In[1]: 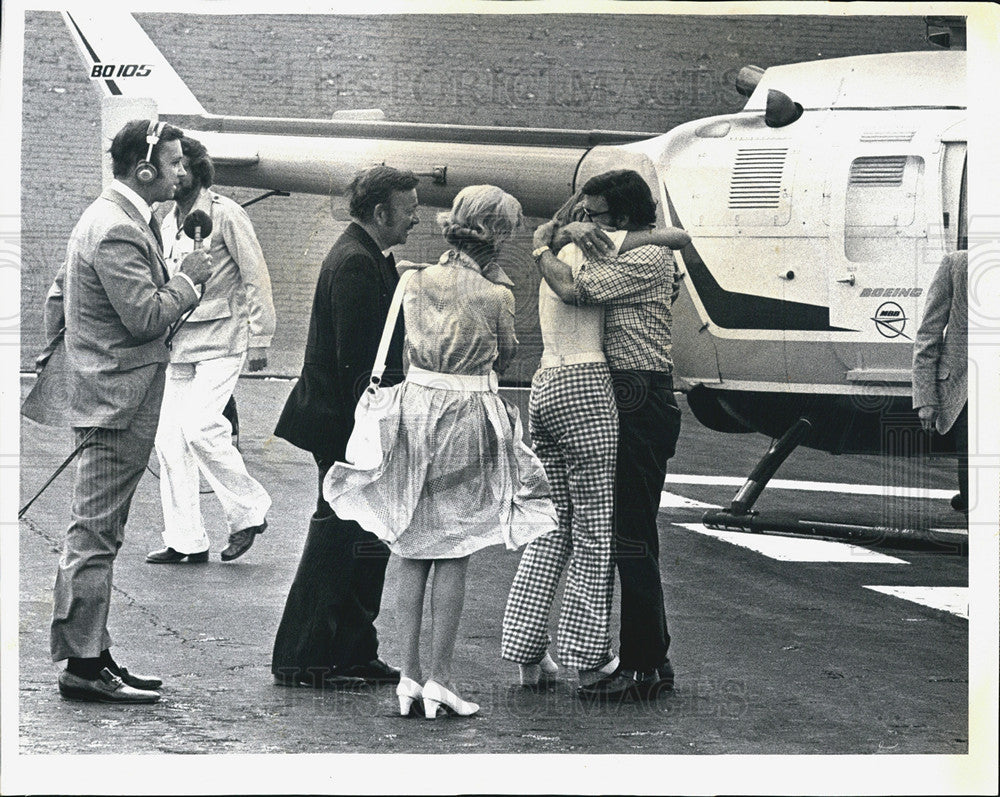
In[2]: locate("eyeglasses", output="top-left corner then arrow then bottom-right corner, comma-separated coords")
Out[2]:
582,207 -> 613,222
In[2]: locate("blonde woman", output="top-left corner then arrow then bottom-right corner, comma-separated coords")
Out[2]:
324,185 -> 557,719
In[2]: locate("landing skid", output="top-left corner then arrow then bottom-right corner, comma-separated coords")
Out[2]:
701,418 -> 967,555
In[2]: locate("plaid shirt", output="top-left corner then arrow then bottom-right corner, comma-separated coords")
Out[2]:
574,244 -> 679,372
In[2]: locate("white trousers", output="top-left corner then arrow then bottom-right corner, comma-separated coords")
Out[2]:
155,354 -> 270,553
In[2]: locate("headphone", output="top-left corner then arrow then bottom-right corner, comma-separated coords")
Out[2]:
135,120 -> 165,184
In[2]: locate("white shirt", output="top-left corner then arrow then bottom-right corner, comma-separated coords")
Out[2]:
109,179 -> 151,223
161,202 -> 213,277
537,229 -> 627,363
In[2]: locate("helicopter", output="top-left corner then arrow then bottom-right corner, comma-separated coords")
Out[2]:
55,10 -> 969,536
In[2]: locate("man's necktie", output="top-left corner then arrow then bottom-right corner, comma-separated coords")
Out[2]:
148,213 -> 164,251
148,214 -> 172,283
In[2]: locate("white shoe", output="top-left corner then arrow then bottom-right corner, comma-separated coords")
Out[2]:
519,650 -> 559,686
396,677 -> 423,717
422,680 -> 479,719
577,655 -> 619,687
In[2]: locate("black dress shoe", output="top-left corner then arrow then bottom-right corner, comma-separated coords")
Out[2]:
146,547 -> 209,564
117,666 -> 163,691
58,668 -> 160,704
577,667 -> 662,703
98,649 -> 163,690
221,519 -> 267,561
340,658 -> 401,685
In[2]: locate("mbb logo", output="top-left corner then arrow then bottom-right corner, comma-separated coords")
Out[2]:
90,64 -> 152,78
871,301 -> 910,339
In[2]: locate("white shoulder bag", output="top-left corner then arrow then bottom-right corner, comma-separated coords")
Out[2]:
343,268 -> 416,470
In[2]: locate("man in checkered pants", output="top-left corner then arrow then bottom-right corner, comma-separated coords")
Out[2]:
502,170 -> 689,701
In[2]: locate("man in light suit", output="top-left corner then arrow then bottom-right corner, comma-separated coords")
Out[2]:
39,119 -> 213,703
271,166 -> 419,688
912,249 -> 969,514
146,137 -> 276,564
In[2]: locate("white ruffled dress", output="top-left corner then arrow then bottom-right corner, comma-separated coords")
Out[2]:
324,250 -> 558,559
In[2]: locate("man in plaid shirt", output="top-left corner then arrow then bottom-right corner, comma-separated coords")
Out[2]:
533,169 -> 687,702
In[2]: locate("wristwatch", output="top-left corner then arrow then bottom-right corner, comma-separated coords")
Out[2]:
531,245 -> 551,259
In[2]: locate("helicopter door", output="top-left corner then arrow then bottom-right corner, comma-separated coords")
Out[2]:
829,153 -> 927,356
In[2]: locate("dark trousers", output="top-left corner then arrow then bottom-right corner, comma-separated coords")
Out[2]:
954,403 -> 968,506
271,457 -> 390,679
610,370 -> 682,673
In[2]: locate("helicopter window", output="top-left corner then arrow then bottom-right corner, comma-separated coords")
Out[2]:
849,156 -> 906,186
845,155 -> 924,262
940,143 -> 967,252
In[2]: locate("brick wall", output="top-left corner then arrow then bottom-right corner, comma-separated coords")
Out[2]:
19,11 -> 936,380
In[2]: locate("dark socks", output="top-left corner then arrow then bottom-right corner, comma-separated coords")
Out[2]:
66,656 -> 102,680
67,649 -> 119,680
99,648 -> 122,675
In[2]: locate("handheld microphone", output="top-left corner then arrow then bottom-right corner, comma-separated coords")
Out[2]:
166,210 -> 214,349
183,209 -> 213,248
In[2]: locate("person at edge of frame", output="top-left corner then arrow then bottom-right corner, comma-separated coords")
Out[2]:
912,248 -> 969,515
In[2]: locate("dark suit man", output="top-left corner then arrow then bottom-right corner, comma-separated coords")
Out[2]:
272,166 -> 419,687
38,119 -> 213,703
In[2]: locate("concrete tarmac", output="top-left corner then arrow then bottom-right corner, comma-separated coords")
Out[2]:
9,375 -> 983,793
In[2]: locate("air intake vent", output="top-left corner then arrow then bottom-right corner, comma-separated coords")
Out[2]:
849,156 -> 907,186
859,131 -> 916,142
729,148 -> 788,209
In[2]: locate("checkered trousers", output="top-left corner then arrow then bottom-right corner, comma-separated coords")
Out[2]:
501,362 -> 618,670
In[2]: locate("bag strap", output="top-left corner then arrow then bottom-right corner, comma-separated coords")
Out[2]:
369,267 -> 416,387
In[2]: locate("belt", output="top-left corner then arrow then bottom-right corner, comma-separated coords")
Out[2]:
609,368 -> 673,389
406,365 -> 498,393
538,351 -> 606,370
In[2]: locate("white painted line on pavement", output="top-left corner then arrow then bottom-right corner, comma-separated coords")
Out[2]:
863,586 -> 968,619
660,491 -> 718,509
676,523 -> 909,563
666,474 -> 954,500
